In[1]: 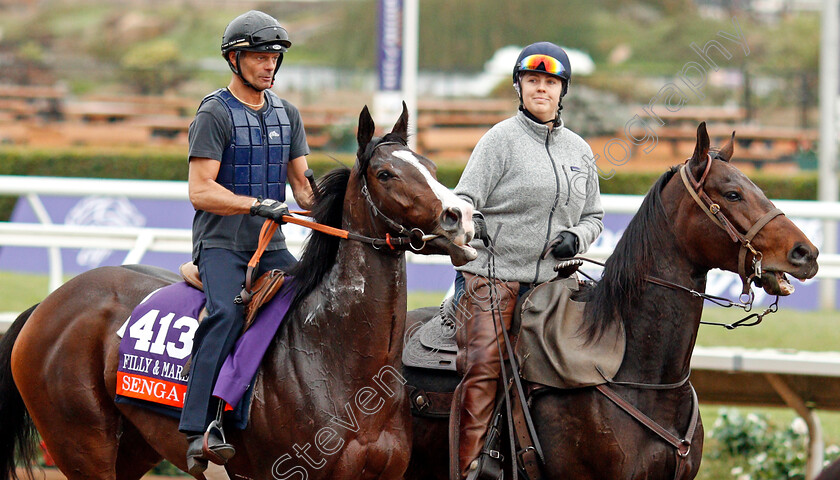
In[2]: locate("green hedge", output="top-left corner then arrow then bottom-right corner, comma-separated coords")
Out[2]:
430,165 -> 820,202
0,147 -> 820,221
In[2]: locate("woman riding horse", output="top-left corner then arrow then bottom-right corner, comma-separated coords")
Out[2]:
450,41 -> 604,480
406,123 -> 819,480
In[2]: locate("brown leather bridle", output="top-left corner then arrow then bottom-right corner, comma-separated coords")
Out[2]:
679,155 -> 784,296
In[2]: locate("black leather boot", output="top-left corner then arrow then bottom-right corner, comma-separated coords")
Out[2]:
186,435 -> 209,477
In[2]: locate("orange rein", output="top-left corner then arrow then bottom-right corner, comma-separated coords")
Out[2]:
244,209 -> 428,292
243,212 -> 311,288
244,212 -> 354,291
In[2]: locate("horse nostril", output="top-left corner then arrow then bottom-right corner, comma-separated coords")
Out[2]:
440,207 -> 462,231
788,242 -> 812,265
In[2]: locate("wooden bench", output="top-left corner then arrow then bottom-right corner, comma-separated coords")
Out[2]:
298,116 -> 343,150
416,127 -> 488,158
625,124 -> 818,169
415,99 -> 513,158
644,106 -> 746,127
83,94 -> 197,116
124,115 -> 190,142
418,99 -> 515,115
64,101 -> 185,123
56,124 -> 153,147
0,84 -> 66,120
416,112 -> 509,129
0,98 -> 33,119
0,84 -> 66,100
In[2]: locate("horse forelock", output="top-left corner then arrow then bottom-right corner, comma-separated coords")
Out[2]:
582,167 -> 678,341
356,133 -> 408,179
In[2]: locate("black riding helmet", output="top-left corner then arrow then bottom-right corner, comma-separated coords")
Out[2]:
221,10 -> 291,91
512,42 -> 572,127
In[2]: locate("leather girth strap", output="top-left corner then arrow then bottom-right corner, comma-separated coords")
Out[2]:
595,383 -> 700,480
179,261 -> 286,334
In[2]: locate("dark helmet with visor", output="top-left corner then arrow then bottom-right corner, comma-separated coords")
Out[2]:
221,11 -> 291,89
512,42 -> 571,97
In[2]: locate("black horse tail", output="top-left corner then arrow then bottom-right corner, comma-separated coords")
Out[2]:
0,304 -> 40,480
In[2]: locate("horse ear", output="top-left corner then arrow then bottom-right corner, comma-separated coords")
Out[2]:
390,101 -> 409,143
689,121 -> 711,177
357,105 -> 375,149
717,131 -> 736,162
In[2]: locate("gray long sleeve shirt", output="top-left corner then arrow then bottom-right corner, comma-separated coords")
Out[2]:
454,111 -> 604,284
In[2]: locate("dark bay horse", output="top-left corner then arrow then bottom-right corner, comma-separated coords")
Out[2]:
817,458 -> 840,480
406,123 -> 819,479
0,104 -> 478,480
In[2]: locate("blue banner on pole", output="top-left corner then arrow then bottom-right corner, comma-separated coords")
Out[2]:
378,0 -> 403,92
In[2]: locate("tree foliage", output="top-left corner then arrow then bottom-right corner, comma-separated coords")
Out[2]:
120,40 -> 190,94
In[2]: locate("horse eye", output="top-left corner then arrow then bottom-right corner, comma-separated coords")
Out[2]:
376,170 -> 393,181
724,191 -> 741,202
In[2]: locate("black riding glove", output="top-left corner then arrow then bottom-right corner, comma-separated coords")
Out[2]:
250,198 -> 289,224
545,231 -> 579,259
472,212 -> 491,246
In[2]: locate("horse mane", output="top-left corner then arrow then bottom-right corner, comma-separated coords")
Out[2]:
581,166 -> 678,340
286,166 -> 350,312
287,134 -> 405,312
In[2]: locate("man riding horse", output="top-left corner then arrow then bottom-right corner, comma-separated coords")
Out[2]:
449,41 -> 604,479
181,10 -> 313,475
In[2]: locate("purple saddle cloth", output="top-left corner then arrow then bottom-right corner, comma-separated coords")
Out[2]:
115,278 -> 296,424
212,278 -> 296,407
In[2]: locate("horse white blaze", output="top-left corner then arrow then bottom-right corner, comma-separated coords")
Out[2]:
392,150 -> 474,243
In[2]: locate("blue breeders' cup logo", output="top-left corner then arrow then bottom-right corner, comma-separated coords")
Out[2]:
65,196 -> 146,268
269,130 -> 280,140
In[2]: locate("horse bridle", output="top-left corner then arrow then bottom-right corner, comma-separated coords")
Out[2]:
679,154 -> 784,296
359,141 -> 430,251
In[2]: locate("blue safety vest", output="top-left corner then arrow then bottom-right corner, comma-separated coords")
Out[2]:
205,89 -> 292,201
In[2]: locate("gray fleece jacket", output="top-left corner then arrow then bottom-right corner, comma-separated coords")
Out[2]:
454,111 -> 604,284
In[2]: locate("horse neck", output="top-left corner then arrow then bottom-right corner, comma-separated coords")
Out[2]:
301,183 -> 407,366
615,204 -> 708,385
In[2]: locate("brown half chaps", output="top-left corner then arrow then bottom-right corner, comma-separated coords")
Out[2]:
449,272 -> 519,480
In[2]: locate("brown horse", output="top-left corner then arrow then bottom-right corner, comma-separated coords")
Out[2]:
817,458 -> 840,480
0,104 -> 478,480
405,123 -> 819,479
